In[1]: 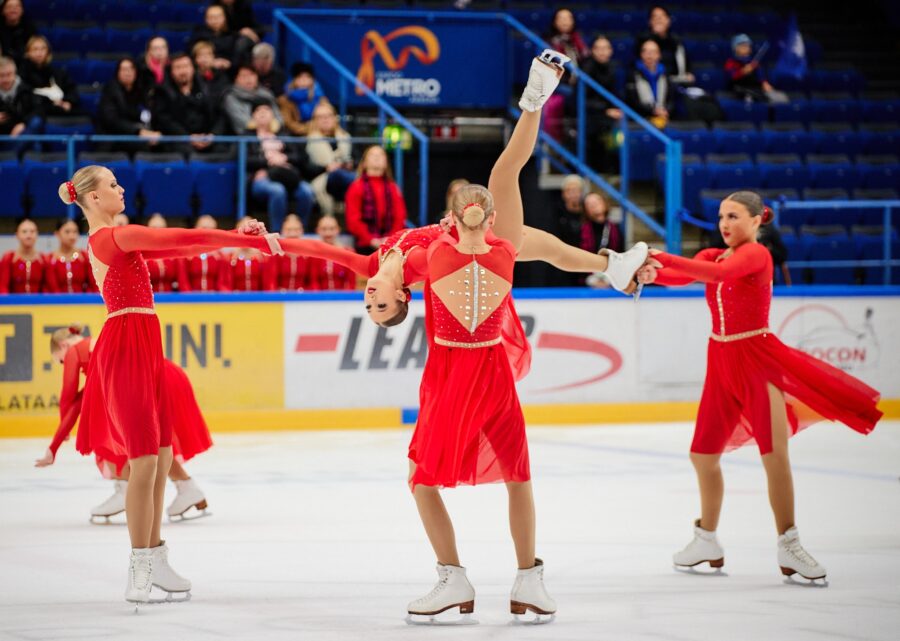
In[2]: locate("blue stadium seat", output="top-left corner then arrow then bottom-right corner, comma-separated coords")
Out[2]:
757,154 -> 809,192
23,154 -> 69,218
699,188 -> 735,222
86,60 -> 118,85
809,122 -> 861,155
61,59 -> 91,85
664,122 -> 716,156
857,124 -> 900,155
761,123 -> 815,155
769,71 -> 811,94
0,164 -> 26,216
694,67 -> 726,94
611,37 -> 635,66
805,235 -> 858,284
856,155 -> 900,190
106,27 -> 153,57
683,39 -> 727,63
860,96 -> 900,122
809,68 -> 865,95
50,26 -> 109,55
772,99 -> 812,124
192,162 -> 237,217
807,154 -> 859,191
76,85 -> 101,116
706,153 -> 760,190
43,116 -> 93,153
603,10 -> 643,32
809,93 -> 861,123
718,94 -> 768,124
626,125 -> 662,181
656,153 -> 708,215
857,237 -> 900,285
782,235 -> 806,264
140,165 -> 194,217
713,123 -> 765,155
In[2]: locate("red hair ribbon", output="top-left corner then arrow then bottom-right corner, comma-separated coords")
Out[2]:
762,206 -> 774,225
460,202 -> 480,214
404,289 -> 412,302
68,325 -> 82,335
65,181 -> 77,203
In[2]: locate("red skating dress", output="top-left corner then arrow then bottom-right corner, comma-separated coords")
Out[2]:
78,224 -> 272,472
305,252 -> 356,290
407,233 -> 531,489
221,252 -> 268,291
180,251 -> 228,292
146,257 -> 187,293
44,251 -> 97,293
265,253 -> 308,291
654,243 -> 882,454
0,252 -> 47,293
50,338 -> 212,474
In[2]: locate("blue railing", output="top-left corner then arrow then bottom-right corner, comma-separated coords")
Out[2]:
273,8 -> 431,226
272,8 -> 682,252
0,133 -> 402,221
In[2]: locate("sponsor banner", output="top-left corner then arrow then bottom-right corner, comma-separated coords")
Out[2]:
283,17 -> 508,108
0,304 -> 283,426
283,296 -> 900,408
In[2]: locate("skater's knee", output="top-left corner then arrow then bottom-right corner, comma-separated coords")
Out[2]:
690,451 -> 721,473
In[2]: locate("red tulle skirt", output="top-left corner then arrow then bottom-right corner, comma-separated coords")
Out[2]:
693,333 -> 882,455
162,360 -> 213,462
78,313 -> 171,475
408,342 -> 530,489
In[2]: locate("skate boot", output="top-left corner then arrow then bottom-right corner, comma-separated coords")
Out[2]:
125,548 -> 153,608
518,49 -> 570,113
510,558 -> 556,624
90,480 -> 127,524
598,242 -> 649,295
778,527 -> 827,586
167,478 -> 209,522
406,564 -> 477,625
673,519 -> 725,572
149,540 -> 192,602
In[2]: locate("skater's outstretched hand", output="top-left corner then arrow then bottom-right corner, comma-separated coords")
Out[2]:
637,264 -> 658,284
34,448 -> 54,467
645,248 -> 664,269
439,211 -> 453,232
235,217 -> 268,236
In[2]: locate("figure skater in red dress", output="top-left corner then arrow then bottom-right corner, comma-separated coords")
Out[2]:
179,215 -> 230,292
0,217 -> 47,293
637,190 -> 882,585
34,325 -> 212,523
56,164 -> 278,606
44,218 -> 97,293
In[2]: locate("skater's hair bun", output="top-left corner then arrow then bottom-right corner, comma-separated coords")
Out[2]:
451,184 -> 493,231
49,324 -> 85,354
724,190 -> 771,224
57,165 -> 106,208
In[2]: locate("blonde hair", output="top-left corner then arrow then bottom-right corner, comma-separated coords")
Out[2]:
357,145 -> 393,181
49,324 -> 84,354
450,184 -> 493,231
445,178 -> 470,211
25,35 -> 52,64
191,40 -> 214,58
57,165 -> 106,207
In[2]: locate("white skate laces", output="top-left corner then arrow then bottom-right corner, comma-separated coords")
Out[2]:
510,558 -> 556,624
406,564 -> 476,625
673,519 -> 725,571
125,549 -> 153,605
518,49 -> 570,112
778,527 -> 827,585
601,242 -> 649,294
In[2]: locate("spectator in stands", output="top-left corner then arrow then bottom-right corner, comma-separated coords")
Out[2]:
137,36 -> 170,98
153,52 -> 223,154
444,178 -> 469,213
44,217 -> 96,293
306,215 -> 356,291
113,212 -> 129,226
96,58 -> 161,152
180,214 -> 230,292
637,6 -> 694,86
192,40 -> 231,104
554,174 -> 586,245
223,65 -> 281,134
246,103 -> 314,233
265,213 -> 308,291
251,43 -> 285,98
724,34 -> 789,104
278,62 -> 327,136
542,8 -> 589,141
581,35 -> 623,170
20,35 -> 79,117
344,145 -> 408,254
0,55 -> 42,142
582,192 -> 623,254
0,216 -> 46,294
212,0 -> 262,45
626,39 -> 674,128
190,4 -> 254,70
305,101 -> 355,218
0,0 -> 35,63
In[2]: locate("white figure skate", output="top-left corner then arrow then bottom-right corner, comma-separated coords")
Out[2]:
510,558 -> 556,624
406,564 -> 477,625
778,526 -> 828,587
149,540 -> 192,602
599,242 -> 649,295
125,548 -> 153,610
518,49 -> 570,112
90,480 -> 127,524
167,478 -> 209,522
673,519 -> 725,573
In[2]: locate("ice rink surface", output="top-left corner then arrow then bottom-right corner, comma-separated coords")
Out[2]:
2,421 -> 899,641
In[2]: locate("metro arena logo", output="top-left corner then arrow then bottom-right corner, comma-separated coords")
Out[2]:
355,26 -> 441,103
293,315 -> 623,392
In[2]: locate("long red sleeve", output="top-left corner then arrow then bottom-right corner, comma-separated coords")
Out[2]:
0,253 -> 10,293
279,238 -> 373,276
43,256 -> 61,293
109,226 -> 274,257
49,346 -> 85,457
655,244 -> 769,284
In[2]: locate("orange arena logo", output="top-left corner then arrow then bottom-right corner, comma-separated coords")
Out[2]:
356,26 -> 442,102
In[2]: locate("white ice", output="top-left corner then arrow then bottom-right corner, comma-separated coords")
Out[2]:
2,421 -> 899,641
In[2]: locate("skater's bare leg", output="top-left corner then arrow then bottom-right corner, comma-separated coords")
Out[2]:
151,446 -> 173,548
761,383 -> 796,535
690,452 -> 724,532
168,458 -> 190,482
410,462 -> 461,566
519,226 -> 609,272
126,455 -> 158,548
488,110 -> 542,251
507,481 -> 537,568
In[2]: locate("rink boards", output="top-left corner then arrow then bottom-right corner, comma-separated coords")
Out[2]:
2,287 -> 899,436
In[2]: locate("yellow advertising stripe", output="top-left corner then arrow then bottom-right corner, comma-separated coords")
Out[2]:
4,398 -> 898,438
